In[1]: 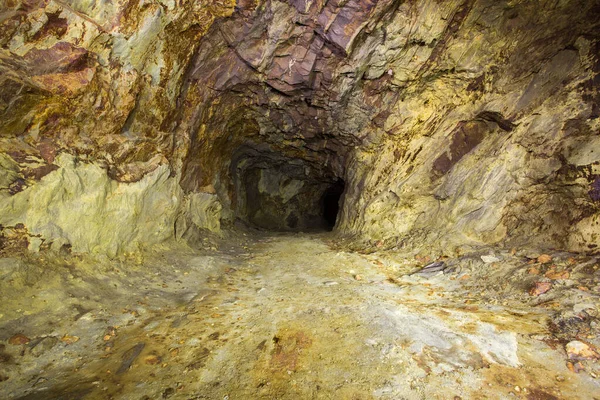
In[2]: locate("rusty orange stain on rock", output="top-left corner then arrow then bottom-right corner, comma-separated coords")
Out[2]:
269,330 -> 312,373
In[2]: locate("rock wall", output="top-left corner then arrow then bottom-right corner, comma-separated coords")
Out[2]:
0,0 -> 235,254
1,0 -> 599,255
175,191 -> 224,242
0,154 -> 181,256
336,1 -> 600,254
175,0 -> 600,254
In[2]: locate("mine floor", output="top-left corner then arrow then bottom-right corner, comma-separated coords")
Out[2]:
1,232 -> 599,399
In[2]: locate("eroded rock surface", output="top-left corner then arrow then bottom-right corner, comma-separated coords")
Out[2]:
0,0 -> 235,252
0,154 -> 181,256
1,0 -> 599,254
1,234 -> 599,399
174,0 -> 600,254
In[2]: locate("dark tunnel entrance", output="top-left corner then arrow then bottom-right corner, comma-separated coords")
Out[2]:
238,168 -> 345,232
322,179 -> 345,231
230,147 -> 346,233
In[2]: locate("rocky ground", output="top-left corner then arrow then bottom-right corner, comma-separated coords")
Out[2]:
0,232 -> 599,400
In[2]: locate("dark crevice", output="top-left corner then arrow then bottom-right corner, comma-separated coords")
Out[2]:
476,111 -> 516,132
322,179 -> 345,231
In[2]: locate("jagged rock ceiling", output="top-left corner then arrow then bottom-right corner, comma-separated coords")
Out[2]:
0,0 -> 599,255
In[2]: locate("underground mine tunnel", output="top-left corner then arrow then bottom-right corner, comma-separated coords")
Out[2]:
226,146 -> 346,231
1,0 -> 600,399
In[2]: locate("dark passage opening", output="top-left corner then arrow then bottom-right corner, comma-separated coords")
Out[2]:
322,179 -> 345,231
231,147 -> 346,232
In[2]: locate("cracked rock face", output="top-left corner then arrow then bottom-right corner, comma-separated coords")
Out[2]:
1,0 -> 600,255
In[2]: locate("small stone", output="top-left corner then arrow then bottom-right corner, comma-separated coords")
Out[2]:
545,270 -> 569,280
105,326 -> 117,337
565,341 -> 599,360
573,304 -> 595,314
530,281 -> 552,296
567,361 -> 585,373
144,355 -> 162,365
28,237 -> 43,252
60,335 -> 79,344
555,375 -> 565,382
8,334 -> 30,345
514,386 -> 521,393
354,274 -> 363,281
417,261 -> 446,275
537,254 -> 552,264
481,255 -> 501,263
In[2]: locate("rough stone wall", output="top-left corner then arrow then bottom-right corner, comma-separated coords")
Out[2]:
176,0 -> 600,254
0,154 -> 181,256
1,0 -> 599,255
0,0 -> 235,254
337,0 -> 600,254
1,0 -> 235,169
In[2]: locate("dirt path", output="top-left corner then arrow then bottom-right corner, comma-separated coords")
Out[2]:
1,233 -> 599,399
